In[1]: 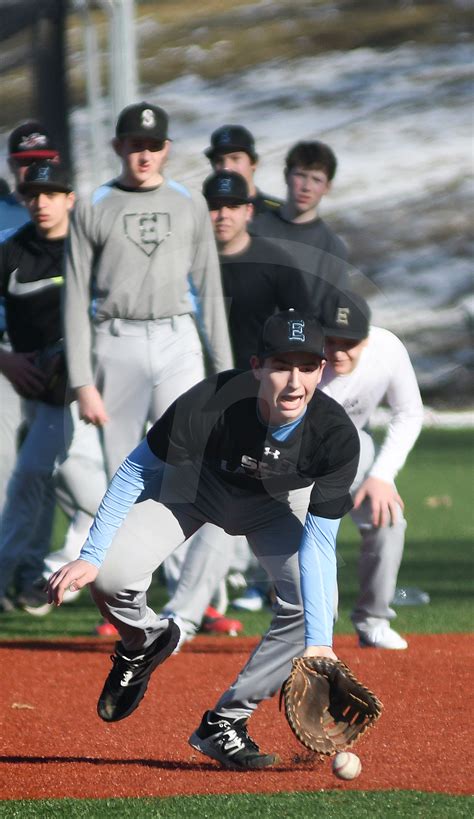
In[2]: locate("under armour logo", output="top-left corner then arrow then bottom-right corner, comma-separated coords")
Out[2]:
336,307 -> 350,326
141,109 -> 156,128
264,446 -> 280,460
288,320 -> 305,343
218,178 -> 232,194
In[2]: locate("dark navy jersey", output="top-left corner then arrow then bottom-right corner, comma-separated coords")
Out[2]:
220,236 -> 310,370
147,369 -> 359,519
251,209 -> 350,313
0,222 -> 64,352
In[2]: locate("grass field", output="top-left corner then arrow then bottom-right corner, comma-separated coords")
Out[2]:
1,792 -> 473,818
1,428 -> 473,815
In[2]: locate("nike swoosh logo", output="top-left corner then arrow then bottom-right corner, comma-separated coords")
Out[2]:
7,267 -> 64,297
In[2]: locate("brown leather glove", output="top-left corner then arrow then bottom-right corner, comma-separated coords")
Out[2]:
281,656 -> 383,755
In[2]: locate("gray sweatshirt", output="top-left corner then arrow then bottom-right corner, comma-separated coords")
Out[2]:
64,178 -> 233,388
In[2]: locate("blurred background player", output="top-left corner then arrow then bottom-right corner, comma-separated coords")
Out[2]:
205,124 -> 281,215
161,170 -> 310,644
62,101 -> 232,634
320,291 -> 424,649
64,101 -> 232,478
0,161 -> 75,612
251,140 -> 350,311
0,122 -> 61,609
1,122 -> 60,510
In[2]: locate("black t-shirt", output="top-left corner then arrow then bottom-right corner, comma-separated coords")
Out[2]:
0,222 -> 64,352
220,236 -> 310,369
147,369 -> 359,519
251,209 -> 350,312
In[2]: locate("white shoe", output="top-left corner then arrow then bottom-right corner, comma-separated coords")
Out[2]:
357,623 -> 408,650
231,587 -> 266,612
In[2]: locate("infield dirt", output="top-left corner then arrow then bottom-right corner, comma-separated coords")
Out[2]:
0,634 -> 470,799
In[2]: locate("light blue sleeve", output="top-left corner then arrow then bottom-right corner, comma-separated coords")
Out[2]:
79,438 -> 164,568
298,513 -> 341,647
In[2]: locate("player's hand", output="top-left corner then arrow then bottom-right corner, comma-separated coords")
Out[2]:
303,645 -> 338,660
353,477 -> 404,527
0,349 -> 45,397
47,559 -> 99,606
76,384 -> 109,426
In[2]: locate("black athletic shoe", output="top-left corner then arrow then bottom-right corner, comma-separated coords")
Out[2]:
97,621 -> 180,722
189,710 -> 278,770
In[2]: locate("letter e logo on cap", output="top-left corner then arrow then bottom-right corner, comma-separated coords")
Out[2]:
288,320 -> 305,343
336,307 -> 350,326
218,178 -> 232,194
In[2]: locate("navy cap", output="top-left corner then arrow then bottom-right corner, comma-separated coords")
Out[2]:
205,125 -> 257,161
258,310 -> 326,360
115,102 -> 169,142
322,292 -> 371,340
18,161 -> 73,194
203,171 -> 252,205
8,121 -> 58,161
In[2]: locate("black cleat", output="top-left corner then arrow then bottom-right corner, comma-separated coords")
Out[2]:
189,710 -> 278,770
97,621 -> 180,722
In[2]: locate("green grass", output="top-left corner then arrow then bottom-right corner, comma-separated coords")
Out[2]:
1,791 -> 472,818
0,428 -> 472,640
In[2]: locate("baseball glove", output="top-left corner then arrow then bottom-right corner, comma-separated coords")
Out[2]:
280,656 -> 382,756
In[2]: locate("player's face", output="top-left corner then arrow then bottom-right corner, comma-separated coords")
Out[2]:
324,336 -> 368,375
251,352 -> 326,425
114,137 -> 169,188
209,202 -> 253,248
23,189 -> 75,238
285,165 -> 331,218
212,152 -> 256,191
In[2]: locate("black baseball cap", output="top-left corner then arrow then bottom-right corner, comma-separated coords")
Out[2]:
18,161 -> 73,195
205,125 -> 258,162
322,291 -> 371,340
203,171 -> 252,205
8,121 -> 58,161
115,102 -> 169,142
258,310 -> 326,360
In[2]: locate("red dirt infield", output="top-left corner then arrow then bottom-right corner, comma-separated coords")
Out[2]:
0,633 -> 471,800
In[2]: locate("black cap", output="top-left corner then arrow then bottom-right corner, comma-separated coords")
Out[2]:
18,161 -> 73,195
8,121 -> 58,161
203,171 -> 252,205
115,102 -> 169,142
258,310 -> 326,360
205,125 -> 257,161
321,291 -> 371,340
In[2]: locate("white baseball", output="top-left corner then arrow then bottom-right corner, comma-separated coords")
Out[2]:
331,751 -> 362,780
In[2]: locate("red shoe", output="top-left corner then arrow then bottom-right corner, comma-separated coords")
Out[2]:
95,619 -> 119,637
201,606 -> 243,636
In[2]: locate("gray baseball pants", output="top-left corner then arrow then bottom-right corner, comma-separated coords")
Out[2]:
349,430 -> 406,630
0,368 -> 23,515
91,463 -> 311,721
43,404 -> 108,578
93,315 -> 205,477
0,400 -> 73,598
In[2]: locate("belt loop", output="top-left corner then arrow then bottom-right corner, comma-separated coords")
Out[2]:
172,315 -> 178,331
111,318 -> 121,336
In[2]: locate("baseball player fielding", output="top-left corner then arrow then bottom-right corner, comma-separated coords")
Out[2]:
332,752 -> 362,780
